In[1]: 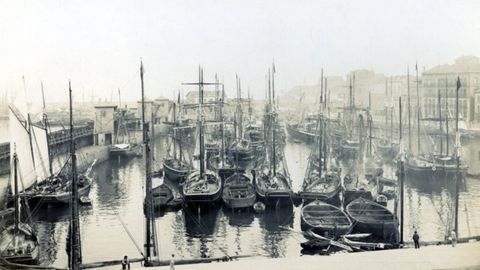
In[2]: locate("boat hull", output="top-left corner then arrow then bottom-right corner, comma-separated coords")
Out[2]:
299,188 -> 341,206
0,224 -> 39,265
301,200 -> 352,237
27,180 -> 92,205
346,198 -> 398,242
286,124 -> 316,143
405,161 -> 468,180
183,171 -> 222,207
222,173 -> 256,209
163,159 -> 192,183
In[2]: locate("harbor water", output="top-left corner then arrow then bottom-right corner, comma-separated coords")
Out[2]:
1,130 -> 480,268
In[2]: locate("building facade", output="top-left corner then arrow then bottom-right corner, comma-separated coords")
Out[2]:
94,105 -> 117,145
422,56 -> 480,125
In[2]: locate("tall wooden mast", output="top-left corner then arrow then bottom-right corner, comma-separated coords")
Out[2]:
438,88 -> 443,155
141,61 -> 157,264
407,67 -> 412,153
454,77 -> 461,236
399,96 -> 404,244
445,76 -> 449,155
416,63 -> 421,154
69,81 -> 82,270
271,66 -> 277,176
41,81 -> 53,176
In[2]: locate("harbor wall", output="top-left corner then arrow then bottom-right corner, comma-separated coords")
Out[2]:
52,145 -> 110,174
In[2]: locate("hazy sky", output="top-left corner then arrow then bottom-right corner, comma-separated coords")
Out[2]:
1,0 -> 479,105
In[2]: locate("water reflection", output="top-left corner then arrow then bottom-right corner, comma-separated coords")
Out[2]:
223,207 -> 255,227
0,135 -> 478,267
258,208 -> 294,258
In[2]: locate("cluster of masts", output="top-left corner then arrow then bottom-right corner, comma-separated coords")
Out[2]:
0,62 -> 469,269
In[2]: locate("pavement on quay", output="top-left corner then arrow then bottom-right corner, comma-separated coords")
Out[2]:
96,240 -> 480,270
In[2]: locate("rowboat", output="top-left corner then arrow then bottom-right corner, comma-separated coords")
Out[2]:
301,200 -> 352,237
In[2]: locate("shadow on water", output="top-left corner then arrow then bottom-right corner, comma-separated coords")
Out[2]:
222,206 -> 255,227
182,206 -> 221,259
257,205 -> 294,258
183,205 -> 221,237
405,172 -> 466,195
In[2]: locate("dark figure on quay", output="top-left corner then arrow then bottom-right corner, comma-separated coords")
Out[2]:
413,231 -> 420,249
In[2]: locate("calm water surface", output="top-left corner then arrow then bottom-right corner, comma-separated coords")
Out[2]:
1,134 -> 480,268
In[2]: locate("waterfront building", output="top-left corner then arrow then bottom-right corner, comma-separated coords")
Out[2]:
422,56 -> 480,125
94,105 -> 117,145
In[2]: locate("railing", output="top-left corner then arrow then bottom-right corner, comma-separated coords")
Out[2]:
0,126 -> 94,161
48,126 -> 94,145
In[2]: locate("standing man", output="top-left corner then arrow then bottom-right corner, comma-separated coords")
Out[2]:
170,254 -> 175,270
412,231 -> 420,249
450,230 -> 457,247
121,255 -> 130,270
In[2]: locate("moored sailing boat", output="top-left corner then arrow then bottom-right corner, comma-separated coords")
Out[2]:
405,77 -> 468,179
207,83 -> 235,180
163,93 -> 194,183
222,172 -> 256,209
254,64 -> 293,207
8,100 -> 93,206
0,151 -> 39,265
227,77 -> 255,167
182,67 -> 222,206
300,79 -> 341,206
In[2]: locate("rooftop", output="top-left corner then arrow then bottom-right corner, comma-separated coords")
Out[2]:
424,56 -> 480,74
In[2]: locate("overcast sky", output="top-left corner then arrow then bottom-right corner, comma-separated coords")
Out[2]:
1,0 -> 479,105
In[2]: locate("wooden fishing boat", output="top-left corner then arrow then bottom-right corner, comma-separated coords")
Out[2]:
151,170 -> 175,209
9,103 -> 95,206
0,223 -> 39,265
182,67 -> 222,207
228,139 -> 255,165
183,170 -> 222,204
375,138 -> 399,161
208,154 -> 235,181
222,172 -> 256,209
300,170 -> 341,206
345,197 -> 397,241
405,154 -> 468,179
342,174 -> 375,206
301,200 -> 352,237
338,139 -> 360,161
163,158 -> 193,183
254,166 -> 293,206
286,123 -> 316,143
25,174 -> 92,205
1,152 -> 39,265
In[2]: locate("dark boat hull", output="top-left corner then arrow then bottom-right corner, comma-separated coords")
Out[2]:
299,188 -> 341,206
346,198 -> 398,242
255,184 -> 293,207
183,171 -> 222,208
343,190 -> 373,207
163,159 -> 192,183
405,161 -> 468,180
286,124 -> 316,143
222,173 -> 256,209
27,181 -> 92,205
